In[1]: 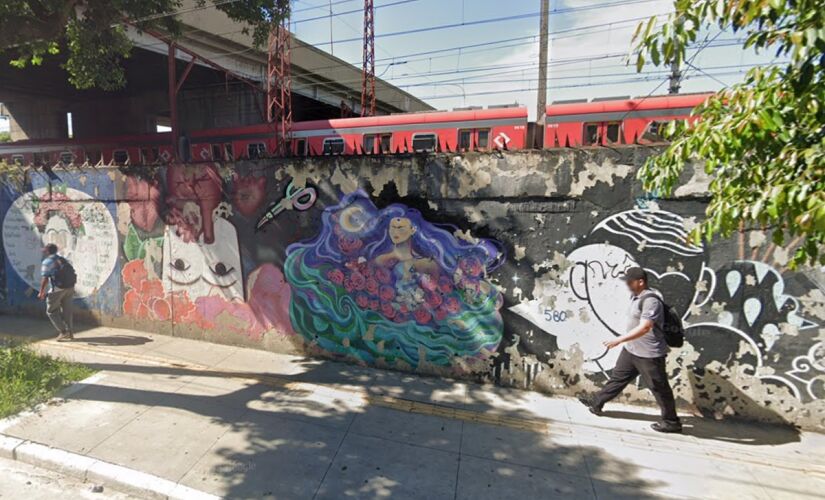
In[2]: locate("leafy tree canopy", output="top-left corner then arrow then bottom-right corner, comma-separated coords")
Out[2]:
0,1 -> 289,90
633,0 -> 824,267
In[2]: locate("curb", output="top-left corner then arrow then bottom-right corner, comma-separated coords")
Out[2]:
0,373 -> 218,500
0,434 -> 218,500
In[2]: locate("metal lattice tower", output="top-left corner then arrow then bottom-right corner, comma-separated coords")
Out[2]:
361,0 -> 376,117
267,16 -> 293,155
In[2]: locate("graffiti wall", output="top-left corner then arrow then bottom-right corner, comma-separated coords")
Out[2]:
0,149 -> 823,430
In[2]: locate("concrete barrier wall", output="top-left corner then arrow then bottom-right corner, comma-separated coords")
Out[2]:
1,148 -> 823,430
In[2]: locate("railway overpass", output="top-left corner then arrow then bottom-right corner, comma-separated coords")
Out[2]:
0,5 -> 432,142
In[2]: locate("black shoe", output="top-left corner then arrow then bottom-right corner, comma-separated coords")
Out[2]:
651,421 -> 682,434
578,397 -> 602,416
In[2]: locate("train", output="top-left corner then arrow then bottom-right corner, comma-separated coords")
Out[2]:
0,93 -> 712,167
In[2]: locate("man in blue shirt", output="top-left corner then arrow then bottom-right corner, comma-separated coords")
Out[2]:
38,244 -> 75,341
579,267 -> 682,433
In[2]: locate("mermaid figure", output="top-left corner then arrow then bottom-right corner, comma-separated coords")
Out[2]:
285,191 -> 505,369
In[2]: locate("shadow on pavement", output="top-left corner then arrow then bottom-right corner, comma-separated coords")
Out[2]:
599,410 -> 801,445
70,335 -> 154,347
57,359 -> 668,499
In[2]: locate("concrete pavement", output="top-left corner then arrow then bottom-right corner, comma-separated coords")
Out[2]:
1,316 -> 823,499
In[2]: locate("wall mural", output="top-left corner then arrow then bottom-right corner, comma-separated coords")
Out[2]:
511,209 -> 822,404
120,168 -> 293,339
1,154 -> 822,429
2,186 -> 118,298
285,190 -> 505,371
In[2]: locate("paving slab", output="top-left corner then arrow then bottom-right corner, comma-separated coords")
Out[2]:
245,387 -> 363,431
315,432 -> 460,500
349,405 -> 464,453
583,443 -> 772,500
455,454 -> 595,500
180,410 -> 345,499
88,405 -> 232,481
460,420 -> 590,478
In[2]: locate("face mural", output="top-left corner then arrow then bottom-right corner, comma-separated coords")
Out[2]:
120,169 -> 293,339
2,186 -> 118,298
162,216 -> 244,301
285,190 -> 505,371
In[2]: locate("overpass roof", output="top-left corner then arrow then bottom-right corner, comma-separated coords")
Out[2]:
127,3 -> 434,116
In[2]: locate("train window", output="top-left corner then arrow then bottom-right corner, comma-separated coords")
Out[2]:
296,139 -> 307,156
605,122 -> 621,144
412,133 -> 437,152
477,129 -> 490,149
113,150 -> 129,165
211,144 -> 222,161
458,130 -> 472,150
59,152 -> 74,166
363,135 -> 376,154
224,143 -> 234,161
583,123 -> 600,145
11,154 -> 24,165
641,121 -> 670,143
248,143 -> 267,159
140,148 -> 151,164
323,138 -> 345,155
86,150 -> 102,164
380,134 -> 391,153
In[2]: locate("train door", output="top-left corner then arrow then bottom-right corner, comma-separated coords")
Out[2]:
582,121 -> 623,146
457,128 -> 493,151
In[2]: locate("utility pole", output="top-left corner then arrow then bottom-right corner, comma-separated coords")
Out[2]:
668,16 -> 683,94
536,0 -> 549,124
668,59 -> 681,94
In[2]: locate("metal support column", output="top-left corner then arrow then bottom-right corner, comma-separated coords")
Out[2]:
361,0 -> 376,117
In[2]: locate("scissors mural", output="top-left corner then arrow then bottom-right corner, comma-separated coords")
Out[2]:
255,181 -> 317,231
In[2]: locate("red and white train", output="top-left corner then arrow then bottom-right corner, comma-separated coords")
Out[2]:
0,93 -> 711,166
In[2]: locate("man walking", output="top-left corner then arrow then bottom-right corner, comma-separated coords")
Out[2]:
579,267 -> 682,433
37,244 -> 76,342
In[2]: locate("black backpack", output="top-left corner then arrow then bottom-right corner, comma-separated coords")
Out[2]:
642,295 -> 685,348
52,256 -> 78,289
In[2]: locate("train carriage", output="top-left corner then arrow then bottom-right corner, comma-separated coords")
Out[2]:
544,93 -> 712,148
0,93 -> 711,165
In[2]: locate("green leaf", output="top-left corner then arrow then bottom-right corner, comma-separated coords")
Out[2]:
123,225 -> 143,262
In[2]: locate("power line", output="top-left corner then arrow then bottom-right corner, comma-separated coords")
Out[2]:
308,4 -> 668,47
417,68 -> 757,100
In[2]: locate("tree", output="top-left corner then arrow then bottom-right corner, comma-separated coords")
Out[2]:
632,1 -> 824,267
0,1 -> 289,91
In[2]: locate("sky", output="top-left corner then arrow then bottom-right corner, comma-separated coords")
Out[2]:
289,0 -> 778,119
0,0 -> 780,131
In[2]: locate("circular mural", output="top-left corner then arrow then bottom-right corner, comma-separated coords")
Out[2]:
2,187 -> 118,298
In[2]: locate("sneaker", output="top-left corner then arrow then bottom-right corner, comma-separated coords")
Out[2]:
651,421 -> 682,434
56,333 -> 73,342
578,397 -> 603,416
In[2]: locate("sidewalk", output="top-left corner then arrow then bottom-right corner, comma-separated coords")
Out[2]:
1,316 -> 823,499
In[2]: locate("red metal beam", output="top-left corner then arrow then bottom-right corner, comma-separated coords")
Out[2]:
175,56 -> 197,94
168,43 -> 179,161
267,19 -> 293,156
361,0 -> 376,117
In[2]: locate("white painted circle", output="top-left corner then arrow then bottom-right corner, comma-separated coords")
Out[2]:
2,187 -> 119,298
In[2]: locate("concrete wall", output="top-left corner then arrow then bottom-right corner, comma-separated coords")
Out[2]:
1,149 -> 823,430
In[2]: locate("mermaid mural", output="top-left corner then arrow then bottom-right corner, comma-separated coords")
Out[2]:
285,191 -> 505,370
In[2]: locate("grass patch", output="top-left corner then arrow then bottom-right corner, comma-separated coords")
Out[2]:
0,342 -> 95,418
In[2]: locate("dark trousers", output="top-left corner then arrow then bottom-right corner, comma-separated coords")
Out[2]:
592,348 -> 679,424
